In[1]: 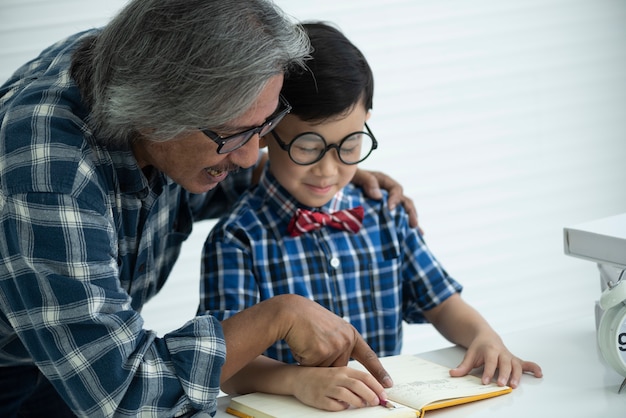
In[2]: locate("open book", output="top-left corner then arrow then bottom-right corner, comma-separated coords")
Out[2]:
226,354 -> 512,418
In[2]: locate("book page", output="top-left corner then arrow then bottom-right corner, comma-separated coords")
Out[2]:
350,355 -> 510,411
228,355 -> 511,418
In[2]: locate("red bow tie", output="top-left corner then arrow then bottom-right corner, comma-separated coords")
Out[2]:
287,206 -> 364,237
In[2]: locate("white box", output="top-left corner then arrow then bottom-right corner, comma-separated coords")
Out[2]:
564,213 -> 626,329
563,213 -> 626,268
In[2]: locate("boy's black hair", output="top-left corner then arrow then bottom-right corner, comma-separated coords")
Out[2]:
282,22 -> 374,122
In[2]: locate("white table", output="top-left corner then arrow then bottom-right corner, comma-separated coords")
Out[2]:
208,313 -> 625,417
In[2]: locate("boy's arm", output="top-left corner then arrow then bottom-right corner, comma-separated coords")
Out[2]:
222,355 -> 388,411
423,293 -> 495,348
424,293 -> 543,388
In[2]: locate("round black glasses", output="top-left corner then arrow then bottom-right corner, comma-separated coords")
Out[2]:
270,123 -> 378,165
200,95 -> 292,154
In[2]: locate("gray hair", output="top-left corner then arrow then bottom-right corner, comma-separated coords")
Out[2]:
71,0 -> 310,146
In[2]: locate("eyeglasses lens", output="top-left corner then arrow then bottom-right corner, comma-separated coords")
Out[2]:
217,98 -> 290,154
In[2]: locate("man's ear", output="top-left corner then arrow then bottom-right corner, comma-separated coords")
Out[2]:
259,135 -> 269,149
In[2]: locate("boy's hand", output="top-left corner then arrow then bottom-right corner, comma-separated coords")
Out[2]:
450,336 -> 543,388
291,366 -> 388,411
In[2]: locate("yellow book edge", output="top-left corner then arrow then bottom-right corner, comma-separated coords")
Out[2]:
225,406 -> 254,418
417,386 -> 512,418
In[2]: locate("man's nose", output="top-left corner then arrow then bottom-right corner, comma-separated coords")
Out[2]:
229,134 -> 261,169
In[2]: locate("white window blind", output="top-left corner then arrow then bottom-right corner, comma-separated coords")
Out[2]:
1,0 -> 625,352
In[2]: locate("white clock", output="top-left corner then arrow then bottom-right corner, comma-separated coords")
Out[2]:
598,275 -> 626,393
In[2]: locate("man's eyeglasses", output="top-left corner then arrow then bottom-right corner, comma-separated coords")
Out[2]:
200,95 -> 292,154
270,123 -> 378,165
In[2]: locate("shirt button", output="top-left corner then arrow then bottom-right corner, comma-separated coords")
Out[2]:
330,257 -> 340,268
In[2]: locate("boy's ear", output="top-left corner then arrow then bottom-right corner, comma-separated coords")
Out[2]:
259,135 -> 269,148
365,110 -> 372,122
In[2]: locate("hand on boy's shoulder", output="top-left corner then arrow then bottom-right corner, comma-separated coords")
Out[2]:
351,169 -> 420,229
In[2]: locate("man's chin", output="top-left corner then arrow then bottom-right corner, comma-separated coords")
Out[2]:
178,170 -> 230,194
182,180 -> 222,195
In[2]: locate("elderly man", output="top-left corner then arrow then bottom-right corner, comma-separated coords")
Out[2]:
0,0 -> 416,416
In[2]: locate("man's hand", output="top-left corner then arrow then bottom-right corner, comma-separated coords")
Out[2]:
279,295 -> 393,388
352,169 -> 420,231
220,294 -> 392,388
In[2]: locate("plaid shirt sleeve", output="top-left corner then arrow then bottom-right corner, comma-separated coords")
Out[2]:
399,223 -> 464,323
0,187 -> 226,418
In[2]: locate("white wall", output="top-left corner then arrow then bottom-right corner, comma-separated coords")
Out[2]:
2,0 -> 625,353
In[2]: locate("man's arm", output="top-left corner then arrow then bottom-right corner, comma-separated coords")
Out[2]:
219,294 -> 393,388
0,192 -> 228,416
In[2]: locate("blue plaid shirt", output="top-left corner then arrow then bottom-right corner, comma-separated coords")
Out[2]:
0,30 -> 251,417
200,165 -> 462,364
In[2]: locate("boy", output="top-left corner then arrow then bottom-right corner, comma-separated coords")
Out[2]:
201,21 -> 542,411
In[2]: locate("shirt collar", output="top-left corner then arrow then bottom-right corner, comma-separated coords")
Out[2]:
107,147 -> 152,198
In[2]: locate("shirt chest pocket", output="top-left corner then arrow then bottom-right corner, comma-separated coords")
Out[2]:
363,257 -> 402,313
